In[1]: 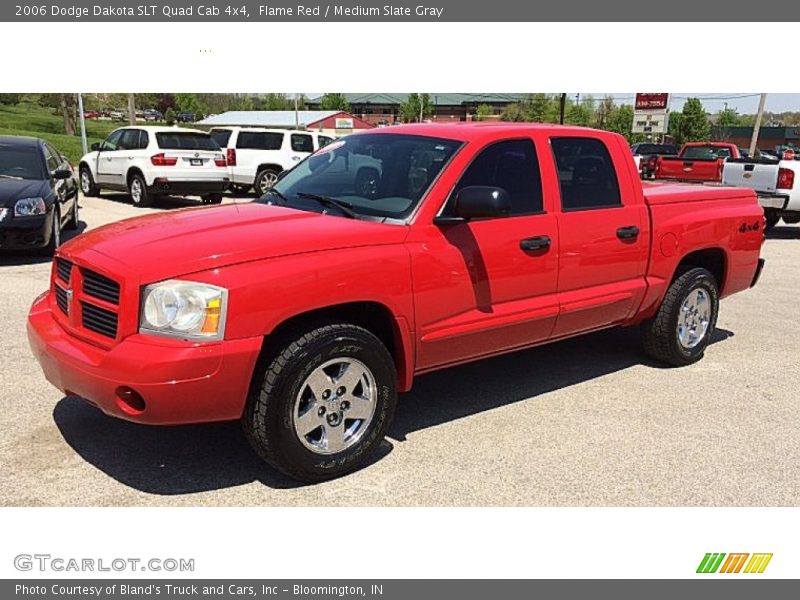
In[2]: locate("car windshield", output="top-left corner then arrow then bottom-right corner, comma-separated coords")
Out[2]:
260,133 -> 462,220
0,144 -> 45,180
682,145 -> 731,160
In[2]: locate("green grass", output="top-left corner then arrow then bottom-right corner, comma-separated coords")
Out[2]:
0,102 -> 134,163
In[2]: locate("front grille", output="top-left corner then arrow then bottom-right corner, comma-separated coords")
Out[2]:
54,285 -> 69,315
81,268 -> 120,305
56,258 -> 73,283
81,302 -> 118,338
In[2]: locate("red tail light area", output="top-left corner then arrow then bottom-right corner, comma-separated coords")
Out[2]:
151,153 -> 178,166
778,167 -> 795,190
226,148 -> 236,167
215,156 -> 227,167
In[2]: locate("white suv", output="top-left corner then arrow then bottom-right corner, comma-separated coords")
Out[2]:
209,127 -> 334,196
78,126 -> 229,207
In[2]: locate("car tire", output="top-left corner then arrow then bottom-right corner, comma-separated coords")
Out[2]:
254,168 -> 280,197
128,173 -> 153,207
764,208 -> 781,231
79,166 -> 99,197
641,267 -> 719,367
65,197 -> 80,230
243,323 -> 398,482
41,204 -> 61,256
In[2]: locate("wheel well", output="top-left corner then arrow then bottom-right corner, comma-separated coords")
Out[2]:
257,164 -> 283,175
126,167 -> 144,186
260,302 -> 406,385
676,248 -> 726,293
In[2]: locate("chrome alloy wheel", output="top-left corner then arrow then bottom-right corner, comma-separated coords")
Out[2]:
677,288 -> 711,349
257,171 -> 278,195
293,358 -> 377,455
130,178 -> 143,204
80,170 -> 92,194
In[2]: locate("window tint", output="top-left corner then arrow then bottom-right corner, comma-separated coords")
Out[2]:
210,129 -> 233,148
118,129 -> 141,150
138,130 -> 149,149
551,137 -> 622,211
291,134 -> 314,153
681,145 -> 730,160
102,130 -> 124,151
0,143 -> 46,179
446,138 -> 543,216
236,131 -> 283,150
44,145 -> 60,171
156,132 -> 219,151
318,135 -> 334,148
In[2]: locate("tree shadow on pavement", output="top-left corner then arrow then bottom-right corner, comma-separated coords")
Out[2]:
52,326 -> 731,495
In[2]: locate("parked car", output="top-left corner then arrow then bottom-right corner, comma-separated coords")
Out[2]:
143,109 -> 163,122
209,127 -> 335,196
77,126 -> 229,207
28,124 -> 765,482
631,143 -> 678,179
0,135 -> 78,254
722,154 -> 800,230
83,110 -> 101,119
655,141 -> 740,182
109,109 -> 127,122
176,112 -> 195,123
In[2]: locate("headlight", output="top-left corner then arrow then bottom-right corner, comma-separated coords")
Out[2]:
140,280 -> 228,340
14,197 -> 46,217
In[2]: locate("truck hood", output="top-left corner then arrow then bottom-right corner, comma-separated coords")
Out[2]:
59,202 -> 408,282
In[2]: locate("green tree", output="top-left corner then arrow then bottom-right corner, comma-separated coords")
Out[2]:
319,93 -> 350,112
565,97 -> 593,126
717,107 -> 740,128
400,93 -> 433,122
0,94 -> 21,105
164,108 -> 176,126
262,93 -> 292,110
677,97 -> 710,143
474,104 -> 494,121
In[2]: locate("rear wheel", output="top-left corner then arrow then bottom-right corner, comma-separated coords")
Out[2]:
642,267 -> 719,366
129,173 -> 153,207
764,208 -> 781,231
781,215 -> 800,225
254,168 -> 280,197
243,323 -> 397,482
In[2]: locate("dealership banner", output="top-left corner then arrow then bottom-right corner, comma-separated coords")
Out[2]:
5,0 -> 800,21
4,580 -> 800,599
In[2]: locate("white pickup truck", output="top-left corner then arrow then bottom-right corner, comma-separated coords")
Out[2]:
722,158 -> 799,229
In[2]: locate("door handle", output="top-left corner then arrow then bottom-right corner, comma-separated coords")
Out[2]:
520,235 -> 551,252
616,226 -> 640,240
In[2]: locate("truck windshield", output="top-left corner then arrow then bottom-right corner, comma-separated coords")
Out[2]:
262,133 -> 462,220
682,145 -> 731,160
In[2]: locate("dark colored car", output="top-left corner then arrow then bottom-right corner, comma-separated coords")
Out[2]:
143,109 -> 163,121
630,143 -> 678,179
176,112 -> 195,123
0,136 -> 79,254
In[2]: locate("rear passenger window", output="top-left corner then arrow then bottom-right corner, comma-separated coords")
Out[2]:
137,130 -> 149,149
551,137 -> 622,211
445,138 -> 543,216
291,134 -> 314,153
210,129 -> 232,148
237,132 -> 283,150
318,136 -> 334,148
118,129 -> 141,151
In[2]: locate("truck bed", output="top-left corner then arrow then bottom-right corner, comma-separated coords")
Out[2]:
642,181 -> 756,205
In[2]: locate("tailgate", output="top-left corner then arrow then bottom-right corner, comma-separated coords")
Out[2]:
722,161 -> 779,193
658,157 -> 721,181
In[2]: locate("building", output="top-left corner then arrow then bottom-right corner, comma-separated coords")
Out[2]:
196,110 -> 374,137
306,93 -> 528,125
711,126 -> 800,153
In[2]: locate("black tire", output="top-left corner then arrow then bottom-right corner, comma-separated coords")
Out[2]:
764,208 -> 780,231
41,204 -> 61,256
254,167 -> 280,197
641,267 -> 719,367
201,193 -> 224,205
128,173 -> 153,207
243,323 -> 398,482
65,197 -> 80,230
79,165 -> 99,197
781,215 -> 800,225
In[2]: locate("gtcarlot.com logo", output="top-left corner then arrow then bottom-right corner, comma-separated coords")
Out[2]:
696,553 -> 772,574
14,554 -> 195,572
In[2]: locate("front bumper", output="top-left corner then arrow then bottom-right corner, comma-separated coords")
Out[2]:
27,291 -> 262,425
149,178 -> 229,195
0,212 -> 51,249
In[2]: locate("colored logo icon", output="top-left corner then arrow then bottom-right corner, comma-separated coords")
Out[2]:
697,553 -> 773,574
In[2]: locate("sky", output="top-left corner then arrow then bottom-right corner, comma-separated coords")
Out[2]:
577,93 -> 800,114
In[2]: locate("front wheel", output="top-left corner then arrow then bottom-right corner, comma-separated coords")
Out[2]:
243,323 -> 398,482
41,205 -> 61,255
65,197 -> 80,230
641,267 -> 719,366
79,166 -> 99,197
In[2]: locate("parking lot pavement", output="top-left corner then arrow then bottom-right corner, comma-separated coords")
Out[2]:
1,192 -> 799,507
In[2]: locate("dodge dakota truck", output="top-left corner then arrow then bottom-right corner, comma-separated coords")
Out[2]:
722,155 -> 800,230
27,124 -> 765,482
655,141 -> 740,183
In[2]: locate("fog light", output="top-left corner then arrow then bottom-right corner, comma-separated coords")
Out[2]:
115,386 -> 145,413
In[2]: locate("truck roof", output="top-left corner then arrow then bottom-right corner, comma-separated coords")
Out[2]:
360,122 -> 614,143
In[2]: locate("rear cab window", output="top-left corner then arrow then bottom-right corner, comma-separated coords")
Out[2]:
156,132 -> 219,151
210,129 -> 233,148
551,137 -> 622,211
291,134 -> 314,153
236,131 -> 283,150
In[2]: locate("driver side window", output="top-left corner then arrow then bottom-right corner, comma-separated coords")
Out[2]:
102,130 -> 124,151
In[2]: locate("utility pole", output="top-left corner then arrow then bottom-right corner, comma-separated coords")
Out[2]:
748,93 -> 768,158
294,93 -> 299,130
419,94 -> 424,123
77,93 -> 88,156
559,93 -> 567,124
127,93 -> 136,125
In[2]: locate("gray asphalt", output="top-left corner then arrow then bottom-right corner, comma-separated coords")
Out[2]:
1,193 -> 799,506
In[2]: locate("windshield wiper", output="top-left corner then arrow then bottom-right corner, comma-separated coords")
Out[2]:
296,192 -> 357,219
263,187 -> 289,205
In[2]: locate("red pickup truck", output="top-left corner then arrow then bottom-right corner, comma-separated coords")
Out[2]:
655,142 -> 740,183
28,124 -> 765,482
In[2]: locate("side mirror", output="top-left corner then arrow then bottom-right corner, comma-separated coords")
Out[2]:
455,186 -> 511,220
91,142 -> 101,152
52,169 -> 73,180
